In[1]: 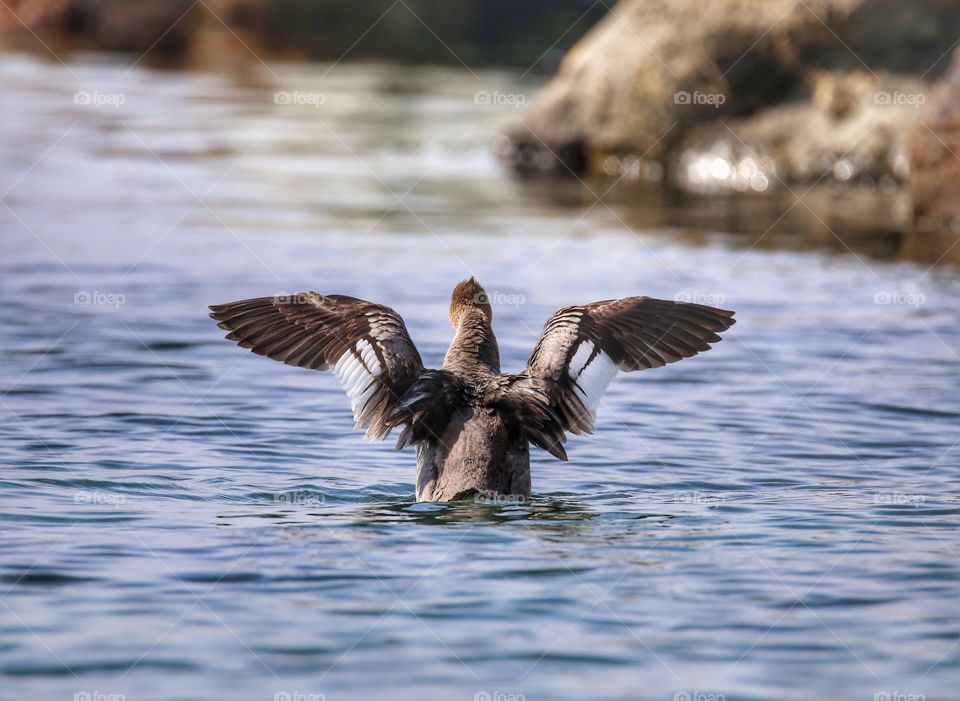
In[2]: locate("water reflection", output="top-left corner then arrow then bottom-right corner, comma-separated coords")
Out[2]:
357,496 -> 601,527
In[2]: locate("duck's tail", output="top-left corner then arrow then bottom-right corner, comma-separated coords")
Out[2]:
386,369 -> 462,450
482,374 -> 568,461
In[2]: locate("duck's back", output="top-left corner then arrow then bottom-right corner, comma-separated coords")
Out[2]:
415,403 -> 530,502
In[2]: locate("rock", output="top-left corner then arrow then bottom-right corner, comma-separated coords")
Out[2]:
671,71 -> 923,192
0,0 -> 610,68
906,49 -> 960,265
500,0 -> 829,175
0,0 -> 198,54
499,0 -> 960,186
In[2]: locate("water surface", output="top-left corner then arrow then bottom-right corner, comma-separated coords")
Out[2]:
1,55 -> 959,701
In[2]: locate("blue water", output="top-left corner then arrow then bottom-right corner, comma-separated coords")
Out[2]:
1,54 -> 959,701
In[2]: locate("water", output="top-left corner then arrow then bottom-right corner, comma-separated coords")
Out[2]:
1,54 -> 959,701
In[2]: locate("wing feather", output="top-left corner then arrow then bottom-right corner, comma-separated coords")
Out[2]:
526,296 -> 735,438
210,292 -> 424,439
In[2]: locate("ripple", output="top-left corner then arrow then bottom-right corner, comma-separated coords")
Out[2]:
0,571 -> 101,586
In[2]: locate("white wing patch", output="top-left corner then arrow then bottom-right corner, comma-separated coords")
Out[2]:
334,339 -> 382,419
569,340 -> 595,379
567,340 -> 618,413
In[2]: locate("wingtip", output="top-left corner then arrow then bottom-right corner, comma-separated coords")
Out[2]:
720,308 -> 737,330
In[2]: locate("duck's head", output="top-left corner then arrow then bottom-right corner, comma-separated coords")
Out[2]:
449,277 -> 492,326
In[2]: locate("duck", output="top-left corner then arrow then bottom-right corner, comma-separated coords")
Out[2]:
209,278 -> 735,502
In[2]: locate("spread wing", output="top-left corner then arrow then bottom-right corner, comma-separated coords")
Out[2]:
526,297 -> 735,438
209,292 -> 423,439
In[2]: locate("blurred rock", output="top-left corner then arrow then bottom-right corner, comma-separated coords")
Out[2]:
0,0 -> 198,53
0,0 -> 606,68
499,0 -> 960,189
906,50 -> 960,265
671,72 -> 923,192
500,0 -> 836,175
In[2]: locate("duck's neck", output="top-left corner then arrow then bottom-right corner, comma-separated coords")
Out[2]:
444,308 -> 500,375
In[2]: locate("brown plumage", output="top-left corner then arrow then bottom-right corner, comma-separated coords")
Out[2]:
209,280 -> 735,502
